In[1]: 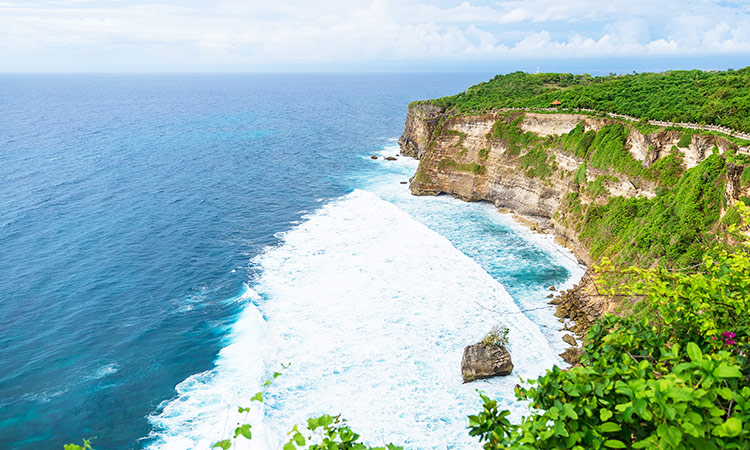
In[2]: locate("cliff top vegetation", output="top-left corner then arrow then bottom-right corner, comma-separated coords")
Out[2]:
418,68 -> 750,134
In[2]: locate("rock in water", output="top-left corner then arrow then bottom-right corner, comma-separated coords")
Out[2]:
384,156 -> 397,161
371,155 -> 378,159
461,344 -> 513,382
562,334 -> 577,346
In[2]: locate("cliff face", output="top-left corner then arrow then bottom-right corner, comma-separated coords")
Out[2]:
400,104 -> 740,266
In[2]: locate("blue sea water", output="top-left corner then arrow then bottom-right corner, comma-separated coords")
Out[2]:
0,74 -> 583,450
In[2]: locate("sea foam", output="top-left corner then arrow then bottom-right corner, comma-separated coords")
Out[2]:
148,188 -> 572,449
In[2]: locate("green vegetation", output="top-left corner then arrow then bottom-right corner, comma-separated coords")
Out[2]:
562,123 -> 597,159
414,170 -> 432,184
580,154 -> 726,268
644,147 -> 685,187
479,325 -> 510,348
587,125 -> 642,176
443,128 -> 468,149
419,68 -> 750,133
560,123 -> 643,177
574,162 -> 588,185
492,113 -> 539,156
585,176 -> 608,198
630,119 -> 661,136
520,146 -> 554,178
438,158 -> 486,174
677,132 -> 693,148
469,216 -> 750,449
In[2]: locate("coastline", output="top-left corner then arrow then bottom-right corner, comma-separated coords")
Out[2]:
378,142 -> 590,363
435,188 -> 595,362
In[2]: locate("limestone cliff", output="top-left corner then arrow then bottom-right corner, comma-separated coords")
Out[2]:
399,103 -> 742,266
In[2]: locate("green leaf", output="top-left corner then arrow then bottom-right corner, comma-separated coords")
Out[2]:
599,422 -> 622,433
713,364 -> 743,378
64,446 -> 83,450
686,342 -> 703,362
283,443 -> 296,450
600,409 -> 613,421
657,424 -> 682,447
251,392 -> 263,402
603,439 -> 627,448
238,406 -> 250,413
234,424 -> 252,440
212,440 -> 232,450
715,417 -> 743,437
293,432 -> 305,446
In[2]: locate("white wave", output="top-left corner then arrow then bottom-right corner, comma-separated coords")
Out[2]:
146,286 -> 272,450
253,190 -> 559,449
148,168 -> 585,449
87,362 -> 119,381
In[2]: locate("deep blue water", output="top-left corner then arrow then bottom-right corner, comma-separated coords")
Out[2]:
0,73 -> 510,449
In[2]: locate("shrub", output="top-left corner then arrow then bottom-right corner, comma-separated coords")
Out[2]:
469,220 -> 750,449
480,325 -> 510,348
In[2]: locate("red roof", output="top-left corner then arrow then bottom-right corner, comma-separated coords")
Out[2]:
551,100 -> 562,105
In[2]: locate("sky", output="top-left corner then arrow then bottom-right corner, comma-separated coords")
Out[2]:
1,0 -> 749,73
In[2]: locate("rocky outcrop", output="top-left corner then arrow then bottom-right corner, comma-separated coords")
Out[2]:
461,344 -> 514,382
398,103 -> 445,158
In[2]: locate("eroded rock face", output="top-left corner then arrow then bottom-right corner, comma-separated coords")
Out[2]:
461,344 -> 514,382
398,103 -> 445,159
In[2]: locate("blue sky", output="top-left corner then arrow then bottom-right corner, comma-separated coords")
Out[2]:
1,0 -> 749,72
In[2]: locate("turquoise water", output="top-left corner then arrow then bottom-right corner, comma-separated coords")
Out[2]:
0,74 -> 582,449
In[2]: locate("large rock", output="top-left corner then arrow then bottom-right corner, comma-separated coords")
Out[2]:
461,343 -> 514,382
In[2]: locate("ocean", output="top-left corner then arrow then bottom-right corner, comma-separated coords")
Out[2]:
0,74 -> 583,449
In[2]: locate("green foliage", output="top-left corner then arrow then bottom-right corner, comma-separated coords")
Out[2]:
442,129 -> 468,150
580,154 -> 726,268
520,145 -> 554,178
587,125 -> 641,176
562,123 -> 596,159
574,162 -> 588,185
492,113 -> 539,156
426,68 -> 750,133
677,132 -> 693,148
64,440 -> 94,450
585,176 -> 608,198
631,120 -> 661,136
741,167 -> 750,187
480,325 -> 510,348
438,159 -> 486,174
723,206 -> 742,227
469,229 -> 750,449
414,170 -> 432,184
645,148 -> 685,187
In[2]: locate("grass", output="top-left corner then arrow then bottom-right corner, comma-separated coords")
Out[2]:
438,159 -> 486,174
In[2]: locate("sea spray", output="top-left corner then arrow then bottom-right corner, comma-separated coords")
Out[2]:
147,189 -> 566,449
146,287 -> 272,450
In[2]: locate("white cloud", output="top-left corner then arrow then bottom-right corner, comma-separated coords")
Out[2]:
0,0 -> 748,71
